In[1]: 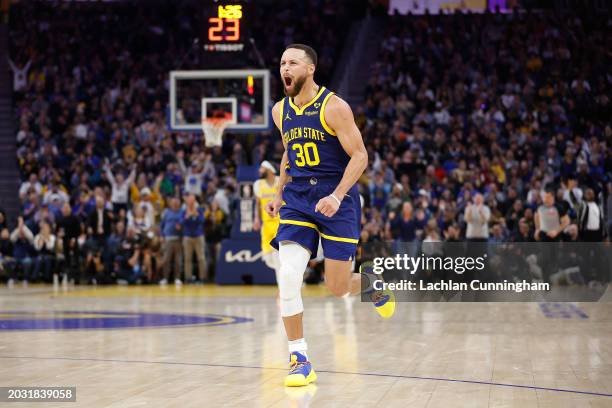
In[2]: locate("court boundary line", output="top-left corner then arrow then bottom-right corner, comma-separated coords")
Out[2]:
0,311 -> 253,331
1,355 -> 610,398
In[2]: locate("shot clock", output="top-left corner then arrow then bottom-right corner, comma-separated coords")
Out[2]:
203,1 -> 250,52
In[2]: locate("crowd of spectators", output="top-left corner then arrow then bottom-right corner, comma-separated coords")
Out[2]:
356,9 -> 610,253
2,0 -> 356,285
2,2 -> 610,286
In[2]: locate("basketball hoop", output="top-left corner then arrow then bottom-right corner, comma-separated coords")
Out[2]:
201,111 -> 232,147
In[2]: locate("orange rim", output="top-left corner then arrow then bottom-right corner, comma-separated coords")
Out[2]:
202,119 -> 231,128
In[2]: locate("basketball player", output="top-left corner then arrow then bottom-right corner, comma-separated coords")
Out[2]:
253,161 -> 281,277
267,44 -> 395,387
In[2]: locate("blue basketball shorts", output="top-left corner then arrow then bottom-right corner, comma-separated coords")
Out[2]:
271,176 -> 361,261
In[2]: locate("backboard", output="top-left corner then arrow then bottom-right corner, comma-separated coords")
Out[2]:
168,69 -> 270,132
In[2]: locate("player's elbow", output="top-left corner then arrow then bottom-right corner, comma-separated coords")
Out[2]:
353,149 -> 368,173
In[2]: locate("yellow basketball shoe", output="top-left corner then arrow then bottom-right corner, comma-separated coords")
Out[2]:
360,261 -> 396,319
371,289 -> 396,319
285,352 -> 317,387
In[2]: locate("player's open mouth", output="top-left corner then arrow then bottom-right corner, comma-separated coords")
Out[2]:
284,76 -> 293,87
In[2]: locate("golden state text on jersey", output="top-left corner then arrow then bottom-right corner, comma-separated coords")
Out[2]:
279,87 -> 349,177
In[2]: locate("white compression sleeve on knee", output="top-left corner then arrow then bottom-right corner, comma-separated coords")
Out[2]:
278,241 -> 310,317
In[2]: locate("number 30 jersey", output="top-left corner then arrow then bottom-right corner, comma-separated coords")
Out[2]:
279,86 -> 350,178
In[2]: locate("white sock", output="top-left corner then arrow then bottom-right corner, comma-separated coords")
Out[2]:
288,338 -> 308,359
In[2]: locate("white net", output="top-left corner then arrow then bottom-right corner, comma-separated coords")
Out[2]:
201,117 -> 230,147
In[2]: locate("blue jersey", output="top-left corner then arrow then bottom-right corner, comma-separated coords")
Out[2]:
279,86 -> 349,178
271,87 -> 361,262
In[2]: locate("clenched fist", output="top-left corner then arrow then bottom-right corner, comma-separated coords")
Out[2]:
315,194 -> 341,218
265,197 -> 283,218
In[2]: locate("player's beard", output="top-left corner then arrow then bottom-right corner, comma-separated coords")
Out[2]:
284,75 -> 307,97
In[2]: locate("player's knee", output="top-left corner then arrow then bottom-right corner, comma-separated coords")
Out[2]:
277,242 -> 310,316
326,279 -> 349,297
278,267 -> 303,317
278,265 -> 300,299
278,274 -> 304,317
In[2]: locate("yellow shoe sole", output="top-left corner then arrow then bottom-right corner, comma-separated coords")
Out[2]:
285,368 -> 317,387
360,261 -> 396,319
375,289 -> 396,319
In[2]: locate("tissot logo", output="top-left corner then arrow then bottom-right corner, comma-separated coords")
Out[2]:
225,250 -> 264,262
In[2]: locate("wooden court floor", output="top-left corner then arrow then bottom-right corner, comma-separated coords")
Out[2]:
0,284 -> 611,407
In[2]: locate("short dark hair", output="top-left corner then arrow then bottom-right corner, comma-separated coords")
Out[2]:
285,44 -> 317,66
